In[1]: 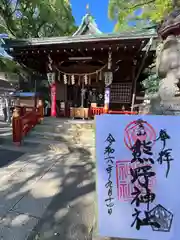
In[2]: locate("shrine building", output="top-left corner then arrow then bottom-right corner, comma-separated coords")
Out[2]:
3,12 -> 157,118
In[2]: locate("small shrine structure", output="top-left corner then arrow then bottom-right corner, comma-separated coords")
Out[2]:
3,11 -> 157,118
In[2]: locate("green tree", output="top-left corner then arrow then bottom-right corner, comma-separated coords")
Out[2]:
108,0 -> 174,31
108,0 -> 180,95
0,0 -> 77,38
0,0 -> 77,82
142,73 -> 160,94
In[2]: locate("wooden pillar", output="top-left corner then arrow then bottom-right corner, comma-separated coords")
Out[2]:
50,82 -> 56,117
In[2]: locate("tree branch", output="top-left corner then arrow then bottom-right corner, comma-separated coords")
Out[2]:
130,0 -> 155,10
11,0 -> 20,15
50,23 -> 58,36
0,3 -> 17,37
36,21 -> 46,37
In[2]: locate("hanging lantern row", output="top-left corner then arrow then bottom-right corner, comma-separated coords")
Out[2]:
55,64 -> 107,85
62,74 -> 92,85
60,71 -> 113,86
46,70 -> 113,86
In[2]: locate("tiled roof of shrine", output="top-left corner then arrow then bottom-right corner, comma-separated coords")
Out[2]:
2,13 -> 158,50
3,30 -> 157,48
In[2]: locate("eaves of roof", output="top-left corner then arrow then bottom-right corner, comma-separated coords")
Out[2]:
3,31 -> 158,48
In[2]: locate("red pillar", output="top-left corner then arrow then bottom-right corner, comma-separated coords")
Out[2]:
51,82 -> 56,117
12,108 -> 22,145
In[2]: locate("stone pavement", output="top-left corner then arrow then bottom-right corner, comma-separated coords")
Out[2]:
0,118 -> 97,240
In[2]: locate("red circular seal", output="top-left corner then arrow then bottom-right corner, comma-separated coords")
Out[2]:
124,119 -> 156,150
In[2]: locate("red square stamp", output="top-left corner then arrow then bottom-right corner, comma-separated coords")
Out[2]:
116,160 -> 156,201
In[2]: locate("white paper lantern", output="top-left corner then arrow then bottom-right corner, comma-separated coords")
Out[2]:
47,72 -> 55,84
104,72 -> 113,87
84,74 -> 88,85
63,74 -> 67,84
71,75 -> 75,85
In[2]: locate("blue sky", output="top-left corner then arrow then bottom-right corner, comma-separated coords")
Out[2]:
70,0 -> 115,33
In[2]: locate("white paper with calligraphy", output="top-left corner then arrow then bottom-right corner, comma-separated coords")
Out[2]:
96,114 -> 180,240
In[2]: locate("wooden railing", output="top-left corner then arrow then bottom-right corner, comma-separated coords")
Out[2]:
90,107 -> 104,116
12,100 -> 44,145
108,110 -> 138,115
90,107 -> 137,117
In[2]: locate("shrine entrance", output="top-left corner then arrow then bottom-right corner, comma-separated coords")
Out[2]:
55,59 -> 107,119
66,83 -> 104,108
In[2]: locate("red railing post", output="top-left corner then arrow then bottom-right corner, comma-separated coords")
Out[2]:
12,108 -> 22,146
37,100 -> 44,123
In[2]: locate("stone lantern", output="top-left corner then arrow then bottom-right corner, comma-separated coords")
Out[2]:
151,5 -> 180,115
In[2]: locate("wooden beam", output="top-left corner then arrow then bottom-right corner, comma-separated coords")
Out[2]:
10,41 -> 144,57
13,46 -> 148,74
131,38 -> 153,111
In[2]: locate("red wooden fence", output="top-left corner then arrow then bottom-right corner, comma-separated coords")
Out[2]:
90,107 -> 104,116
12,100 -> 44,145
90,107 -> 137,117
108,110 -> 138,115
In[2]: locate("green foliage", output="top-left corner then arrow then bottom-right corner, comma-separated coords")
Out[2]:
0,0 -> 77,38
142,73 -> 160,94
0,58 -> 16,71
108,0 -> 173,31
0,0 -> 77,74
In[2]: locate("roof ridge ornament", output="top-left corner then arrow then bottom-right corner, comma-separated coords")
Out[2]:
72,4 -> 102,36
86,4 -> 90,14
